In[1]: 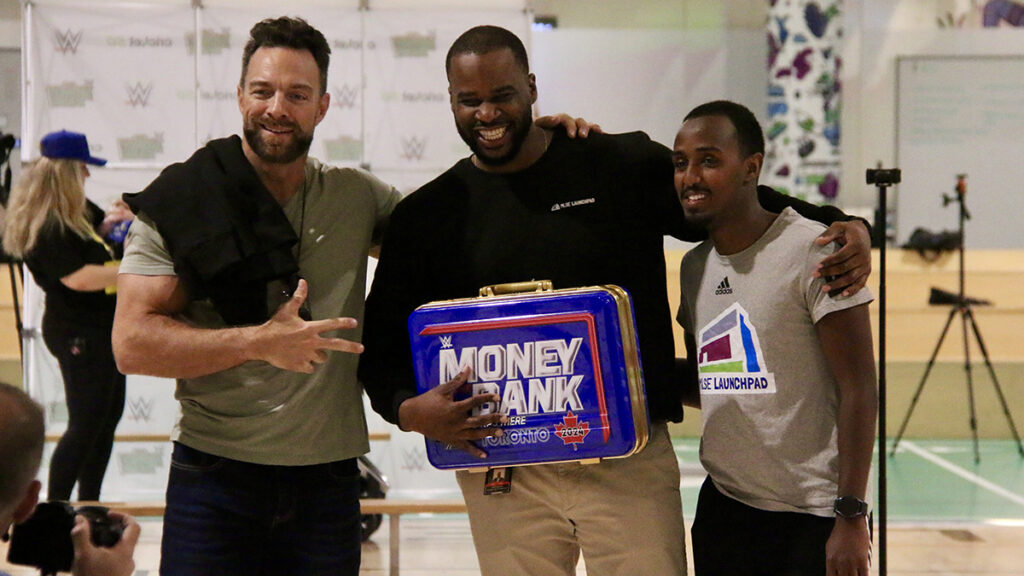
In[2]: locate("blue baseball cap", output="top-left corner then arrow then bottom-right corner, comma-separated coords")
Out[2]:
40,130 -> 107,166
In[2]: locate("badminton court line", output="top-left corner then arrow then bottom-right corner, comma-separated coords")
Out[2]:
899,440 -> 1024,508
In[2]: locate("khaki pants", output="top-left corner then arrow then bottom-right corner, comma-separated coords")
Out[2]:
457,422 -> 686,576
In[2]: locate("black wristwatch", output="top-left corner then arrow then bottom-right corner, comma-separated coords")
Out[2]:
833,496 -> 869,518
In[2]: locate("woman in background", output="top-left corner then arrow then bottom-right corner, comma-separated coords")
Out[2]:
1,130 -> 131,502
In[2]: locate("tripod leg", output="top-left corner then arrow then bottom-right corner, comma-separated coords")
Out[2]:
891,306 -> 957,456
965,308 -> 1024,457
8,263 -> 23,362
959,305 -> 981,464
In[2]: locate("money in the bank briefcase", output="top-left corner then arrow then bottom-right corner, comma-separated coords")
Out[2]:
408,281 -> 649,470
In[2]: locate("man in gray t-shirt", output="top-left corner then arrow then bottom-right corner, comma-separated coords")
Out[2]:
672,101 -> 877,576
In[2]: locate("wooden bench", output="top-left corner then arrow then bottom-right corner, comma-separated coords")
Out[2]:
68,432 -> 460,573
83,498 -> 468,576
361,499 -> 469,574
48,432 -> 393,442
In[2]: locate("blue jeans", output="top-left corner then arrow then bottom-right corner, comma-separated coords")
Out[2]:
160,442 -> 362,576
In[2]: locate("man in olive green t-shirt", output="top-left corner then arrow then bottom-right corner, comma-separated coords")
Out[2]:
112,17 -> 399,575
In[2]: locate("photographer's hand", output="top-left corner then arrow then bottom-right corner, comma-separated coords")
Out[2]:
71,512 -> 139,576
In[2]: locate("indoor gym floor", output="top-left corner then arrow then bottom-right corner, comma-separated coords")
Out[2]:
2,438 -> 1022,576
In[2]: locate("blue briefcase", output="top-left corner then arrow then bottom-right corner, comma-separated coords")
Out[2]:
408,281 -> 649,470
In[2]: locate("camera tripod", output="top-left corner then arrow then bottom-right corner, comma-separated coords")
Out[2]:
890,175 -> 1024,463
866,166 -> 901,576
0,133 -> 24,360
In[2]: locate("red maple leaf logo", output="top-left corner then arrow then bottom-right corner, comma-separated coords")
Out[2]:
554,411 -> 590,450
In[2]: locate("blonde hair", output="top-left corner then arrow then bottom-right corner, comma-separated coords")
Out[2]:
1,157 -> 92,259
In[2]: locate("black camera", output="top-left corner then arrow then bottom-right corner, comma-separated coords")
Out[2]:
865,168 -> 901,185
6,502 -> 124,575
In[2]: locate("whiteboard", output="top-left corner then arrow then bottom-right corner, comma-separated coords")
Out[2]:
895,56 -> 1024,248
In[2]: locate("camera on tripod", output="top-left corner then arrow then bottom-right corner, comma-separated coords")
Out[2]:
943,173 -> 969,209
891,173 -> 1024,463
6,501 -> 124,575
865,168 -> 901,186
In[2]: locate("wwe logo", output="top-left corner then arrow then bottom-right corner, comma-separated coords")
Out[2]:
125,82 -> 153,107
439,335 -> 453,349
400,447 -> 426,472
333,84 -> 359,109
54,29 -> 83,54
400,136 -> 427,161
125,395 -> 154,422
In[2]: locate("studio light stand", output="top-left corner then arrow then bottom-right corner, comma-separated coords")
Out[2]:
866,167 -> 899,576
890,174 -> 1024,464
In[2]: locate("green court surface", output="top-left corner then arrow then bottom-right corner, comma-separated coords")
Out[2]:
672,438 -> 1024,524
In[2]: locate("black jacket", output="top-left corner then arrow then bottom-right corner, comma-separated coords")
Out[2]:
124,136 -> 298,325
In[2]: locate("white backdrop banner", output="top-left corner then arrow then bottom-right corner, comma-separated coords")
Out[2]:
27,3 -> 198,167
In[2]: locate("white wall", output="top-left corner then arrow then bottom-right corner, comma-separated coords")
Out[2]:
0,0 -> 19,49
842,0 -> 1024,226
533,28 -> 766,150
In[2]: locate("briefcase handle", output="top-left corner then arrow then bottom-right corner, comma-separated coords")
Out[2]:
479,280 -> 553,297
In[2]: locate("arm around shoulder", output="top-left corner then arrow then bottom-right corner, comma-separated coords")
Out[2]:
757,184 -> 852,225
757,185 -> 873,296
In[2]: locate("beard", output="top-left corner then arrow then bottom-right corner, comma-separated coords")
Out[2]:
682,208 -> 712,230
456,107 -> 533,167
243,120 -> 314,164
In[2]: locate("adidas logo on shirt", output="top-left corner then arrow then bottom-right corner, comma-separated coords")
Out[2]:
715,277 -> 733,295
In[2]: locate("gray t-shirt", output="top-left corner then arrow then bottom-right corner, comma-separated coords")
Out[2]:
677,207 -> 874,517
120,157 -> 401,465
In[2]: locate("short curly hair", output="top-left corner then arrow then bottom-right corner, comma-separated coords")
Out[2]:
445,25 -> 530,77
240,16 -> 331,94
683,100 -> 765,158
